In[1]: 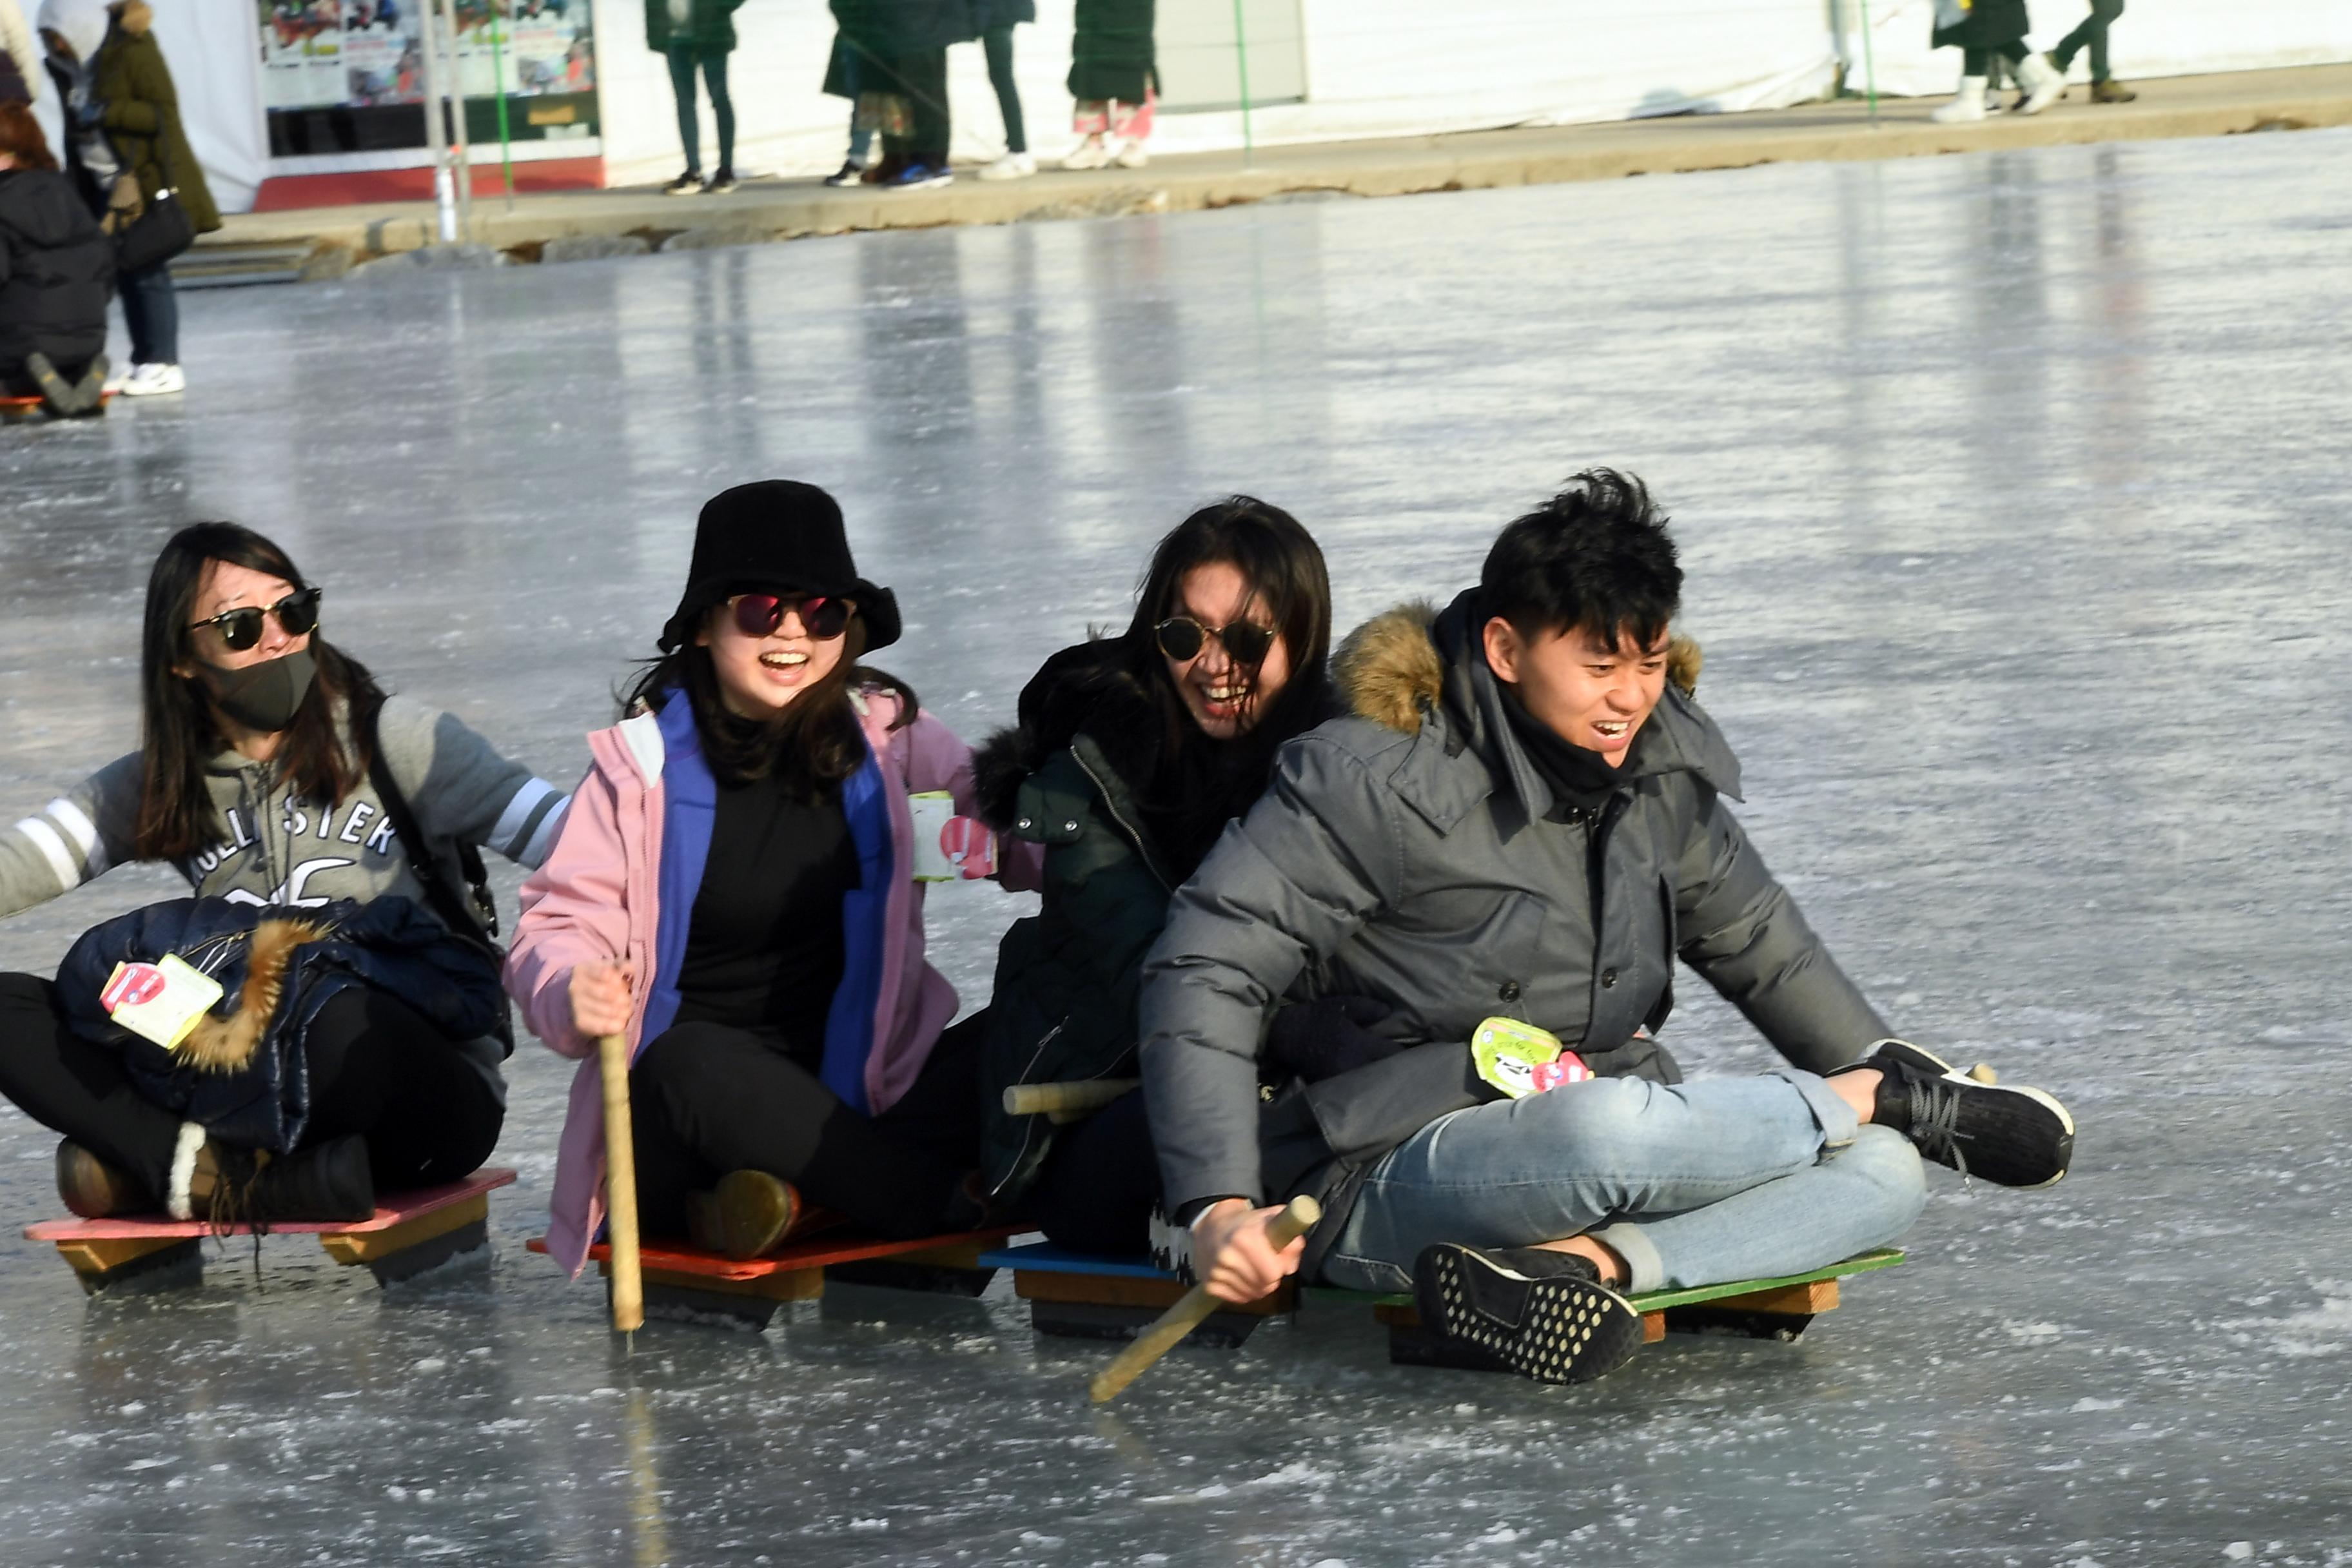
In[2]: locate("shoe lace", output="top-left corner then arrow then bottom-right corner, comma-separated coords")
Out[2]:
1905,1075 -> 1970,1181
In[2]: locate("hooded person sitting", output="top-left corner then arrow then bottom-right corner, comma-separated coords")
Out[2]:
0,97 -> 110,411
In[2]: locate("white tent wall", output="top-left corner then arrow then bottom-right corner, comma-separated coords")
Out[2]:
1844,0 -> 2352,98
110,0 -> 2352,206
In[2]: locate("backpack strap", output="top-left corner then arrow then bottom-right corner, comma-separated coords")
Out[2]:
361,698 -> 502,946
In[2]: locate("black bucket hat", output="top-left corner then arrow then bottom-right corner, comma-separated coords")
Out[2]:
658,481 -> 901,653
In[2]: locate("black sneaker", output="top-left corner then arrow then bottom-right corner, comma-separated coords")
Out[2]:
821,159 -> 867,188
1865,1039 -> 2074,1188
706,168 -> 739,195
661,171 -> 705,196
1413,1243 -> 1646,1386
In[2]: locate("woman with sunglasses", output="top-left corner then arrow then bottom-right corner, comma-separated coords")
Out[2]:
0,522 -> 571,1222
509,482 -> 1041,1271
969,496 -> 1335,1253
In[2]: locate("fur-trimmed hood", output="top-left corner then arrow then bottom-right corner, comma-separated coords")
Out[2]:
1330,589 -> 1738,807
1333,598 -> 1703,736
972,638 -> 1167,832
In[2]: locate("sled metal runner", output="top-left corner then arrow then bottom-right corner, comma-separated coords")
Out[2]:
24,1166 -> 518,1293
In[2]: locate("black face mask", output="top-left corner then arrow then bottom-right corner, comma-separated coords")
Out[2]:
197,648 -> 317,734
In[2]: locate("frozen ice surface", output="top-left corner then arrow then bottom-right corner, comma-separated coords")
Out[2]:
2,130 -> 2349,1565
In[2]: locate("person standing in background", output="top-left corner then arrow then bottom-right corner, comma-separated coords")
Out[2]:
2048,2 -> 2134,103
830,0 -> 972,191
974,0 -> 1033,181
1927,0 -> 2064,124
1,0 -> 44,105
40,0 -> 216,398
1061,0 -> 1153,170
818,28 -> 875,186
646,0 -> 745,195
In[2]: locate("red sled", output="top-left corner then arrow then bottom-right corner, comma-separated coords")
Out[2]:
24,1166 -> 517,1295
0,390 -> 113,422
527,1224 -> 1022,1331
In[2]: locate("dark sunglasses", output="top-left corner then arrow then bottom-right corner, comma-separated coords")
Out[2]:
1155,615 -> 1275,667
188,587 -> 322,652
730,593 -> 853,641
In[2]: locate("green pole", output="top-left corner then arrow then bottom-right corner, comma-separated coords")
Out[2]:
1859,0 -> 1879,124
1230,0 -> 1254,162
489,0 -> 516,206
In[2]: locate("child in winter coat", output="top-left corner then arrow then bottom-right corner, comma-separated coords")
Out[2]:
507,481 -> 1041,1275
0,524 -> 571,1224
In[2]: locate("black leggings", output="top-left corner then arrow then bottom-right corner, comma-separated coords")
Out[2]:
2053,0 -> 2124,81
984,25 -> 1026,155
629,1010 -> 986,1242
0,972 -> 504,1199
1023,1088 -> 1161,1255
877,48 -> 950,164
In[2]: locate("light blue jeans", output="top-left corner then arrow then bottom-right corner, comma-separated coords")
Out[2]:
1321,1070 -> 1928,1295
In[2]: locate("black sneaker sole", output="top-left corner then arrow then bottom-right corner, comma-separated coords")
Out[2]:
1414,1244 -> 1645,1386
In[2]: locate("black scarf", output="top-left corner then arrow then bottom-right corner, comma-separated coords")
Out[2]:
1498,682 -> 1638,820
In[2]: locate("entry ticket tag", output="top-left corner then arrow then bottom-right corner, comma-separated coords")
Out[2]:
908,791 -> 998,882
1473,1015 -> 1591,1099
99,954 -> 226,1052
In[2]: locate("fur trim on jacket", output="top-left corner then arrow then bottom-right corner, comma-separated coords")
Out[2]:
172,917 -> 331,1073
1333,599 -> 1703,736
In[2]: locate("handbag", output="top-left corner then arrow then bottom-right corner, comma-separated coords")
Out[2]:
112,128 -> 197,275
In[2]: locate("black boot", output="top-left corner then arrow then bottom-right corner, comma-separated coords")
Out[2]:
1413,1243 -> 1645,1386
1863,1039 -> 2074,1188
201,1135 -> 377,1224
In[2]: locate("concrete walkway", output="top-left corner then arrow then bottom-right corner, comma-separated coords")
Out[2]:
216,61 -> 2351,273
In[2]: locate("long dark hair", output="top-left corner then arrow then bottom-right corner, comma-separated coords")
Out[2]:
622,607 -> 918,796
1115,497 -> 1333,864
135,523 -> 386,862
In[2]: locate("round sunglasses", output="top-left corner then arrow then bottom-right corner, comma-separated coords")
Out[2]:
729,593 -> 853,641
1155,614 -> 1275,667
187,587 -> 323,652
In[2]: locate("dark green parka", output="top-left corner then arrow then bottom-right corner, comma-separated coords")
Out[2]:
972,643 -> 1187,1204
644,0 -> 747,54
89,1 -> 219,235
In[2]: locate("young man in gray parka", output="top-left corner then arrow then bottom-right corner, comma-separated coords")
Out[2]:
1137,470 -> 2075,1385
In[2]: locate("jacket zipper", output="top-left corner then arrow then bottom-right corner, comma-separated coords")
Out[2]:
1070,745 -> 1173,893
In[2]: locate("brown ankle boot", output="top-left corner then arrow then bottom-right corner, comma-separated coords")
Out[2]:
687,1170 -> 802,1260
55,1139 -> 155,1219
186,1135 -> 376,1225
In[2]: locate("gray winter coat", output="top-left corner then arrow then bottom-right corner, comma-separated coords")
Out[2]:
1137,591 -> 1890,1273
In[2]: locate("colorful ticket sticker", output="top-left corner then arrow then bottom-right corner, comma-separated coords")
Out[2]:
100,954 -> 226,1052
908,792 -> 997,881
1473,1015 -> 1591,1099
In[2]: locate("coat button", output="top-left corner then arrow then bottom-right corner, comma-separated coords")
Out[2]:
1016,817 -> 1032,830
1498,980 -> 1522,1003
1601,968 -> 1619,988
1064,820 -> 1080,833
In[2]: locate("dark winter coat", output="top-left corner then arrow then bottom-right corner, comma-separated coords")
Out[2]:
84,2 -> 220,235
56,896 -> 506,1153
1067,0 -> 1153,104
828,0 -> 977,65
1933,0 -> 2032,52
975,0 -> 1034,29
1137,591 -> 1892,1281
643,0 -> 747,55
970,642 -> 1190,1203
0,166 -> 113,383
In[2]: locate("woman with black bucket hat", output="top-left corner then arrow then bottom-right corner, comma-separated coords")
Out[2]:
509,481 -> 1043,1272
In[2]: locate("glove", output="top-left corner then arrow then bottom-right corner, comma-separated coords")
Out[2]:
1266,995 -> 1404,1084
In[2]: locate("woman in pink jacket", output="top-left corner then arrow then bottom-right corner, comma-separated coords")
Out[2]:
507,482 -> 1037,1275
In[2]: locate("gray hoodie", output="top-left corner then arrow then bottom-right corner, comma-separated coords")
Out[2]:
1,695 -> 570,1088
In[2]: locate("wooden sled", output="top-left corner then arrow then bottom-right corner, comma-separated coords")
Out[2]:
527,1226 -> 1020,1331
0,390 -> 113,423
1362,1248 -> 1907,1371
23,1166 -> 517,1295
979,1242 -> 1300,1348
983,1242 -> 1903,1366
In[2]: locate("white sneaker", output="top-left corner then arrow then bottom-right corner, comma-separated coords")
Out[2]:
2012,50 -> 2065,115
1060,135 -> 1112,171
1112,137 -> 1149,169
103,364 -> 133,396
1930,76 -> 1989,124
979,152 -> 1037,181
118,362 -> 186,397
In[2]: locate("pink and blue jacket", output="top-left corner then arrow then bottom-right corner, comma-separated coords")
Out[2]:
505,687 -> 1042,1278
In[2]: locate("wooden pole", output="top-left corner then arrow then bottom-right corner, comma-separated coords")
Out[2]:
1090,1195 -> 1319,1404
598,1032 -> 644,1335
1002,1079 -> 1140,1119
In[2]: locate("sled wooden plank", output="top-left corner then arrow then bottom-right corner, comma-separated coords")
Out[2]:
981,1241 -> 1297,1348
24,1166 -> 517,1242
317,1193 -> 488,1264
531,1225 -> 1021,1282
